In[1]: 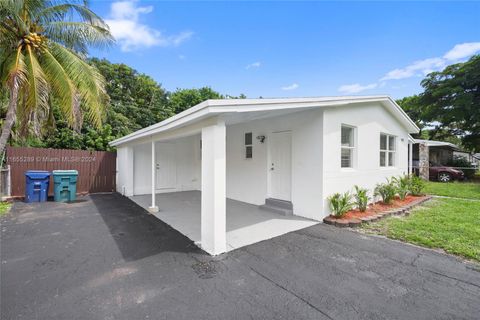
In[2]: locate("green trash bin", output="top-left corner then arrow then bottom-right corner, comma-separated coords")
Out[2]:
52,170 -> 78,202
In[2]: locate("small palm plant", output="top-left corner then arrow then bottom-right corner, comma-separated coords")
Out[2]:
0,0 -> 114,154
328,192 -> 353,218
374,178 -> 397,204
392,175 -> 409,200
353,185 -> 369,212
408,175 -> 425,196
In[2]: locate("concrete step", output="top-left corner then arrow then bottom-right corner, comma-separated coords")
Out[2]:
259,198 -> 293,216
265,198 -> 293,210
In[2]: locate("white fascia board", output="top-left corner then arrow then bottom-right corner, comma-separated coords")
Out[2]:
385,97 -> 420,134
110,95 -> 419,147
110,105 -> 211,146
407,134 -> 416,143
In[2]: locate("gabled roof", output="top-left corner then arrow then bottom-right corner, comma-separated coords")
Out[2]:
110,95 -> 419,147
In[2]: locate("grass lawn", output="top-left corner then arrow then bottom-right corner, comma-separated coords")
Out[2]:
362,198 -> 480,262
424,181 -> 480,199
0,201 -> 11,216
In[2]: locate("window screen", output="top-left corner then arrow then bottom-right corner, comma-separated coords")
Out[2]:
341,125 -> 355,168
380,133 -> 396,167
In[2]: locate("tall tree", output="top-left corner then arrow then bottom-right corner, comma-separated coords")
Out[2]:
167,87 -> 223,114
0,0 -> 113,154
89,58 -> 170,137
419,55 -> 480,151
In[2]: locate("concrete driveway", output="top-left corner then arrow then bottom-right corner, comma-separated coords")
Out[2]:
1,194 -> 479,320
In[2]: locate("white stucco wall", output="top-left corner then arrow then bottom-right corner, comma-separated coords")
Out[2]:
226,109 -> 324,220
116,101 -> 412,221
321,102 -> 410,215
116,146 -> 133,196
132,135 -> 201,195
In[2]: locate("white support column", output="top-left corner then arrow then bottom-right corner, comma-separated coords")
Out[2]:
148,140 -> 159,213
201,120 -> 227,255
408,141 -> 413,175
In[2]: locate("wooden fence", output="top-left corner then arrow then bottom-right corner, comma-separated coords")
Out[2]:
6,147 -> 116,197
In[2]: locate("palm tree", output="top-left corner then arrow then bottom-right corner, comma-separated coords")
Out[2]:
0,0 -> 114,154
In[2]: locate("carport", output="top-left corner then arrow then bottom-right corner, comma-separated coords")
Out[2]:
111,99 -> 330,255
112,115 -> 317,255
129,191 -> 317,252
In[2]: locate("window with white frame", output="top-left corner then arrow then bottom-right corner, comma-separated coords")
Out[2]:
245,132 -> 253,159
341,125 -> 355,168
380,133 -> 396,167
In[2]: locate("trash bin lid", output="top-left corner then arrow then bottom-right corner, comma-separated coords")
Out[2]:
25,170 -> 50,179
52,170 -> 79,176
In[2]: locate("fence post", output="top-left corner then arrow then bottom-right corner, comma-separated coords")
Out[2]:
7,164 -> 11,197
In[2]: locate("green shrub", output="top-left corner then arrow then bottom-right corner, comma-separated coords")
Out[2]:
447,156 -> 476,179
353,185 -> 369,212
393,175 -> 410,200
408,175 -> 425,196
374,179 -> 397,204
328,192 -> 353,217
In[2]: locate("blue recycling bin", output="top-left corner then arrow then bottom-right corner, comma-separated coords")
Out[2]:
52,170 -> 78,202
25,170 -> 50,203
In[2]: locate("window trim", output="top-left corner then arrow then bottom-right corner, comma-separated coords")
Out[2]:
380,133 -> 396,167
341,124 -> 356,169
245,132 -> 253,159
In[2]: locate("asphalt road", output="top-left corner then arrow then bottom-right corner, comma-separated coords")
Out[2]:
1,193 -> 479,320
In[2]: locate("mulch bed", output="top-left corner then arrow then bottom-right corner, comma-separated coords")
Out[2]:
324,195 -> 432,228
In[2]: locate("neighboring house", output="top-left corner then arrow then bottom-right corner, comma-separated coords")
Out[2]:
474,154 -> 480,168
413,139 -> 478,166
110,96 -> 419,255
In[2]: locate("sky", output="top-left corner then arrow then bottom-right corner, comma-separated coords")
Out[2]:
89,0 -> 480,99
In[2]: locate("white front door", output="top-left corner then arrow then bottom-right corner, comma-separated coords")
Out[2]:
269,131 -> 292,201
156,142 -> 177,190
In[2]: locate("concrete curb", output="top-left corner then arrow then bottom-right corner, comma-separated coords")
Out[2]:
323,196 -> 433,228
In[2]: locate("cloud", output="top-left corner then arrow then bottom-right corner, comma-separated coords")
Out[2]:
105,1 -> 193,51
380,57 -> 445,81
381,42 -> 480,81
281,83 -> 299,91
338,83 -> 377,94
443,42 -> 480,60
336,42 -> 480,94
246,61 -> 261,69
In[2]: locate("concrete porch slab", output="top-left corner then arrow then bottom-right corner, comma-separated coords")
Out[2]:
129,191 -> 318,252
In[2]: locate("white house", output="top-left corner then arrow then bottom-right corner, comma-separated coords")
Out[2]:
110,96 -> 419,255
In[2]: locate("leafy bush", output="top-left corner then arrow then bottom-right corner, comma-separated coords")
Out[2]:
407,175 -> 425,196
393,175 -> 410,200
353,185 -> 369,212
447,156 -> 476,179
328,192 -> 353,217
374,179 -> 397,204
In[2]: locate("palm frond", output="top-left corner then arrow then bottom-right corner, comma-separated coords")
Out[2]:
0,0 -> 29,38
25,45 -> 49,115
44,21 -> 114,51
36,3 -> 107,26
1,47 -> 28,89
40,47 -> 77,126
49,42 -> 106,128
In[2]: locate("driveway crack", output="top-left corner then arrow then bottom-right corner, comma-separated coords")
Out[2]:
247,265 -> 335,320
425,269 -> 480,289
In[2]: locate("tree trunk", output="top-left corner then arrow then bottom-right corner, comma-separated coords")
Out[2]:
0,82 -> 19,156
